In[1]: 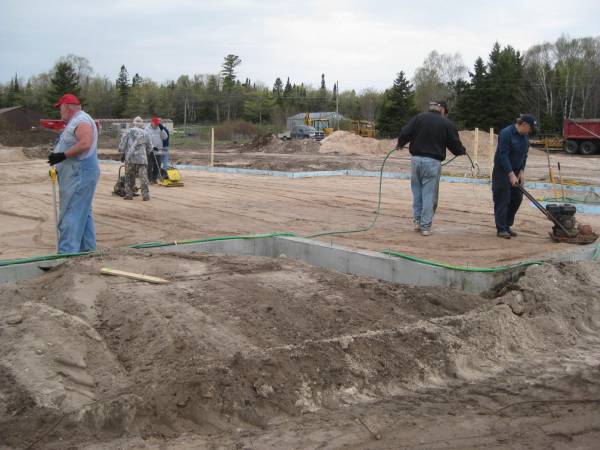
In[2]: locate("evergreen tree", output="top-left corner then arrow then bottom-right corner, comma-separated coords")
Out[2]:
376,71 -> 417,137
131,73 -> 143,87
47,62 -> 80,113
283,77 -> 292,97
454,57 -> 490,128
319,74 -> 327,109
486,44 -> 524,130
221,54 -> 241,120
221,54 -> 241,91
115,65 -> 130,118
6,74 -> 22,106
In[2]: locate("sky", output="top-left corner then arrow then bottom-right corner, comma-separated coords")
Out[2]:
1,0 -> 599,91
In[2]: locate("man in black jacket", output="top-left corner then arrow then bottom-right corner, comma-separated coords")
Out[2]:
397,101 -> 466,236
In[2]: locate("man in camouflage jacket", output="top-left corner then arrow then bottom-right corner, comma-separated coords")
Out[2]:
118,116 -> 153,201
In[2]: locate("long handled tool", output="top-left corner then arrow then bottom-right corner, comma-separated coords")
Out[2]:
517,183 -> 576,237
49,167 -> 59,252
516,183 -> 598,244
557,162 -> 566,201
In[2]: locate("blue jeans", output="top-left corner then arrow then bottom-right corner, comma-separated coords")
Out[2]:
161,147 -> 170,168
410,156 -> 441,230
56,156 -> 100,253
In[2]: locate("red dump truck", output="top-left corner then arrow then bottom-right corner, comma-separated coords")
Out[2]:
562,118 -> 600,155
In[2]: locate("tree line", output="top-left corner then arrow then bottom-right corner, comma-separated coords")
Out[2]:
1,34 -> 599,136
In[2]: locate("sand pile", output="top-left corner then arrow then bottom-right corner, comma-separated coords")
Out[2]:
1,249 -> 599,448
319,131 -> 395,156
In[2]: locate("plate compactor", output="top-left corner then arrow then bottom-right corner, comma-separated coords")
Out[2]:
517,184 -> 598,244
112,165 -> 139,197
152,153 -> 184,188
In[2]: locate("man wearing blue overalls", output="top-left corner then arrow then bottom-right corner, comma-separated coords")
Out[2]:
47,94 -> 101,253
492,114 -> 536,239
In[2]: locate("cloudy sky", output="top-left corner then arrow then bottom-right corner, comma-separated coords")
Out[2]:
1,0 -> 598,91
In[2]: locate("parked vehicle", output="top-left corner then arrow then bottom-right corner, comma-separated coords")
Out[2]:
562,119 -> 600,155
529,118 -> 600,155
288,125 -> 324,140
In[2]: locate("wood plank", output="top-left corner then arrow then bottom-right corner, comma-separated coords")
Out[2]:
100,267 -> 170,284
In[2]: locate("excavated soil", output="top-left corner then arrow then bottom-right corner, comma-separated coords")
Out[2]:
1,251 -> 600,449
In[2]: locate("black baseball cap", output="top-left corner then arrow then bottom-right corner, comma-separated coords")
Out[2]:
519,114 -> 537,129
429,100 -> 449,114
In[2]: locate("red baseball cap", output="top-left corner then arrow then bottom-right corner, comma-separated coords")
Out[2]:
53,93 -> 81,109
151,117 -> 161,125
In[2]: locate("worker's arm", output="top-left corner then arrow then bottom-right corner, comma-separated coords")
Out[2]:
446,124 -> 466,156
518,137 -> 529,185
145,132 -> 153,152
397,116 -> 416,148
64,123 -> 93,158
118,131 -> 128,154
160,128 -> 168,141
496,129 -> 514,174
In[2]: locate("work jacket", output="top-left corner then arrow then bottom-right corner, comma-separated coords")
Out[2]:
398,111 -> 466,161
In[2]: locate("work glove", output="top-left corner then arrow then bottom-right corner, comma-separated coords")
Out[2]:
120,154 -> 125,163
48,152 -> 66,166
152,147 -> 158,152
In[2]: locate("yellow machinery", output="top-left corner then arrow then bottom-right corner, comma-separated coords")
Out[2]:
351,120 -> 377,138
311,118 -> 334,136
158,167 -> 184,187
150,152 -> 184,187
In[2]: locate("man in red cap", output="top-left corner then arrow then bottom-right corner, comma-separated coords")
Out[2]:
145,116 -> 168,183
47,93 -> 100,253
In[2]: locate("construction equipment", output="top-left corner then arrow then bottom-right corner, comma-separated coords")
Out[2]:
152,152 -> 184,187
311,118 -> 334,136
516,183 -> 598,244
112,165 -> 138,197
351,120 -> 377,138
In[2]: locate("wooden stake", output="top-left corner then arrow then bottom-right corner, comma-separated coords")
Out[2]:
100,268 -> 170,284
474,128 -> 479,164
488,128 -> 494,180
211,127 -> 215,167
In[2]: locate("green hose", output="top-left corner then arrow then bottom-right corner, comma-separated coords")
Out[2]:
0,233 -> 295,267
303,148 -> 477,240
382,249 -> 542,272
0,251 -> 93,267
304,147 -> 398,239
128,232 -> 296,249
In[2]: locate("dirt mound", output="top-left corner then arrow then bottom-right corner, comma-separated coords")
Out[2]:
243,134 -> 320,154
1,248 -> 599,448
319,131 -> 395,156
0,128 -> 57,148
244,133 -> 278,150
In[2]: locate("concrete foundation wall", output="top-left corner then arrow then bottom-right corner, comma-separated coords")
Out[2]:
2,237 -> 596,293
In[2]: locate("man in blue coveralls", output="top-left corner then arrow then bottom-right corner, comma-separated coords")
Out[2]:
47,94 -> 100,253
492,114 -> 537,239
